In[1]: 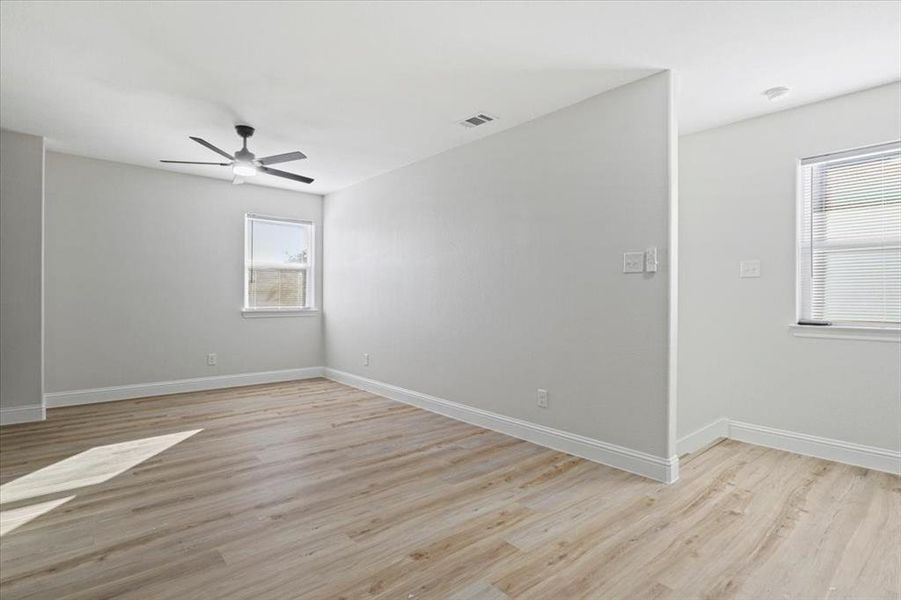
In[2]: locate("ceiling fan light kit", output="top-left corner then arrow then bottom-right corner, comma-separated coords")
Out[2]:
232,161 -> 257,177
160,125 -> 314,185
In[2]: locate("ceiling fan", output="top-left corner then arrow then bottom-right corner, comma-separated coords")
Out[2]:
161,125 -> 313,185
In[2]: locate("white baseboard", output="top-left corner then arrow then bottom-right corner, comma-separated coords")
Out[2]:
324,368 -> 678,484
677,417 -> 900,475
0,404 -> 46,426
728,420 -> 900,475
37,365 -> 898,477
676,417 -> 729,456
44,367 -> 325,408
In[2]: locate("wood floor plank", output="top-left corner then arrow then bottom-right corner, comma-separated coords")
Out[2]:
0,378 -> 897,599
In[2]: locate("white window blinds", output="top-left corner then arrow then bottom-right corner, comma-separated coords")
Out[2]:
798,141 -> 901,326
245,214 -> 314,310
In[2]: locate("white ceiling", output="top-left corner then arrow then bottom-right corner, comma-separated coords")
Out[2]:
1,1 -> 899,195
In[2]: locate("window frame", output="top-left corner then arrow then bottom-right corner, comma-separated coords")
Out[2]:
242,213 -> 318,317
793,141 -> 901,339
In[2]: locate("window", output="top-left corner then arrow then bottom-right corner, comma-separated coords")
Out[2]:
798,141 -> 900,328
244,214 -> 315,312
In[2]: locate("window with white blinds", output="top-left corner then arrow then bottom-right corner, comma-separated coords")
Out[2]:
244,214 -> 315,311
798,141 -> 901,327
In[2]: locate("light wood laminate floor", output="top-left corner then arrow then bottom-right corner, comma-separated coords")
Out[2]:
0,378 -> 898,599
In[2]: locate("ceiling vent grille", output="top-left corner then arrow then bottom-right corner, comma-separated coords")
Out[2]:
459,113 -> 497,128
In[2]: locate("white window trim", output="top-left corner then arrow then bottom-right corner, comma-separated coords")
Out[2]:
794,141 -> 901,335
242,308 -> 321,319
243,213 -> 317,315
788,323 -> 901,343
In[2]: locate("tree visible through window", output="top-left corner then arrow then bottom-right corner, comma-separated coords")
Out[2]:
245,215 -> 314,310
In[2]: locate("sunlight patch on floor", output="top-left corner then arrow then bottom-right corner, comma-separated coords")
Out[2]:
0,496 -> 75,537
0,429 -> 202,505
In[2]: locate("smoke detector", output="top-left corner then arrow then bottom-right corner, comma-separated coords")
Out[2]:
459,113 -> 497,128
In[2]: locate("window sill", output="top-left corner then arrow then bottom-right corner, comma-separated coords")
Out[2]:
242,308 -> 320,319
788,324 -> 901,343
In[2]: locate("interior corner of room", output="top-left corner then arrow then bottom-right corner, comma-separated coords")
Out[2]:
0,2 -> 899,598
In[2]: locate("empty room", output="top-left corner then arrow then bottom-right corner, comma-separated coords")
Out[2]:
0,1 -> 899,598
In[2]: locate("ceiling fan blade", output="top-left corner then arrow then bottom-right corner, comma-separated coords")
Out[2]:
258,151 -> 307,166
259,166 -> 314,184
189,136 -> 234,160
160,160 -> 231,166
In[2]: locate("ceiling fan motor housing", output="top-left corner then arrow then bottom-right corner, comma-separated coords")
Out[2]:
235,148 -> 255,161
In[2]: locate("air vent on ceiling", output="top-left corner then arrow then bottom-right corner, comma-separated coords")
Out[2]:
459,113 -> 497,128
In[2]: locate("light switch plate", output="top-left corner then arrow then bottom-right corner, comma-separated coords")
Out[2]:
740,260 -> 761,278
623,252 -> 644,273
645,247 -> 658,273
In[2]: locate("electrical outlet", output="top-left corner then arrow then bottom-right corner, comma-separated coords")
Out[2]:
623,252 -> 644,273
207,353 -> 217,366
537,389 -> 549,409
363,353 -> 370,367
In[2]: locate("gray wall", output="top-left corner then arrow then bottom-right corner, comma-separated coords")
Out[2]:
44,153 -> 323,393
0,129 -> 44,421
324,72 -> 676,458
678,82 -> 901,451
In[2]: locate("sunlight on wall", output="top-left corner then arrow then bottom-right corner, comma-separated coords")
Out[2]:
0,429 -> 202,537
